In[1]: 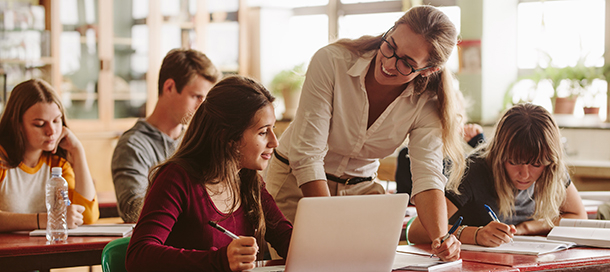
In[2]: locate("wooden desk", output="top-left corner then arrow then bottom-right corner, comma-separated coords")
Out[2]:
406,244 -> 610,271
0,231 -> 120,272
98,191 -> 119,218
255,257 -> 520,271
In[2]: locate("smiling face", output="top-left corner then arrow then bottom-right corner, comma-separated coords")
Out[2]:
503,161 -> 546,190
21,102 -> 63,153
373,24 -> 434,87
238,104 -> 278,171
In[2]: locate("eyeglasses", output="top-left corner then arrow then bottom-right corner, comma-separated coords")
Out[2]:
380,28 -> 432,76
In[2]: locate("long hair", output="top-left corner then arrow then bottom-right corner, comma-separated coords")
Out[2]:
0,79 -> 68,168
149,75 -> 275,245
335,5 -> 465,191
481,103 -> 566,225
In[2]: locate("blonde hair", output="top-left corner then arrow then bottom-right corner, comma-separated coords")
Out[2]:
481,103 -> 566,225
334,5 -> 465,191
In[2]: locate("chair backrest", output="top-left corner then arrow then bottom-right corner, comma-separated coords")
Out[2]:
101,236 -> 131,272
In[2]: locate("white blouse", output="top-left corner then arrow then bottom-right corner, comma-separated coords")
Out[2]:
276,44 -> 447,197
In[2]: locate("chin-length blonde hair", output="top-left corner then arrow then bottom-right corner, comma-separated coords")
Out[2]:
481,103 -> 567,225
334,5 -> 465,191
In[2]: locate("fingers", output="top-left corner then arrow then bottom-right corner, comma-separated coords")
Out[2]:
227,237 -> 258,271
479,222 -> 515,247
432,235 -> 461,261
66,204 -> 85,229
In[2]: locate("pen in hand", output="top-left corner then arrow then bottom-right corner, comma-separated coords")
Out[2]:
431,216 -> 463,258
208,221 -> 239,240
484,204 -> 513,243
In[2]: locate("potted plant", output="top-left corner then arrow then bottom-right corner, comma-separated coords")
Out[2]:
269,63 -> 306,121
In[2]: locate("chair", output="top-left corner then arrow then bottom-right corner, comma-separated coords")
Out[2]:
101,236 -> 131,272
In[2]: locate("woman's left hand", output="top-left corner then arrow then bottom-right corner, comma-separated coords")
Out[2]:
53,127 -> 83,158
431,235 -> 461,261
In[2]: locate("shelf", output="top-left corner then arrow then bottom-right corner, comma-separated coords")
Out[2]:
66,92 -> 98,101
0,57 -> 53,66
113,92 -> 147,101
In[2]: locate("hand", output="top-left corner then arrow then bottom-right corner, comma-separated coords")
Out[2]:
66,204 -> 85,229
227,236 -> 259,272
476,221 -> 516,247
52,127 -> 83,158
431,235 -> 461,261
462,123 -> 483,142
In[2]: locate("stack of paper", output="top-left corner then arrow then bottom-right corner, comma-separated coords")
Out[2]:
460,235 -> 575,255
395,245 -> 462,271
30,224 -> 135,237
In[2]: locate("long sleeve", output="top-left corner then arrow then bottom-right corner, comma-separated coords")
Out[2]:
126,164 -> 233,272
111,139 -> 150,223
261,184 -> 292,257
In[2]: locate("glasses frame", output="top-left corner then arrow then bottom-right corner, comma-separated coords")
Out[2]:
380,27 -> 433,76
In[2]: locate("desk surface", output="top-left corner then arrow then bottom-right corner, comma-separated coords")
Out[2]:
0,230 -> 120,272
407,244 -> 610,272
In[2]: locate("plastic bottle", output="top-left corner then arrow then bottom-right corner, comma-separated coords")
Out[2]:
45,167 -> 70,243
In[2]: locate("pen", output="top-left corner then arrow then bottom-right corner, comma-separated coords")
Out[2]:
484,204 -> 513,243
431,216 -> 463,257
208,221 -> 239,240
484,204 -> 500,222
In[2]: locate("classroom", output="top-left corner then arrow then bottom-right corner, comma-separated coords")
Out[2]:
1,0 -> 610,271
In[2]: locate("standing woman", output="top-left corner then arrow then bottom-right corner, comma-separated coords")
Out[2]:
0,79 -> 99,232
126,76 -> 292,272
265,5 -> 464,260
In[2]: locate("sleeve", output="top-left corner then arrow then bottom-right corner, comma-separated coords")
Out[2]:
111,136 -> 151,223
467,133 -> 486,148
61,159 -> 99,224
288,46 -> 337,186
125,165 -> 231,272
408,98 -> 447,197
261,183 -> 293,257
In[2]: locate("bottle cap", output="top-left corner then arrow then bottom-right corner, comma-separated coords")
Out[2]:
51,167 -> 62,176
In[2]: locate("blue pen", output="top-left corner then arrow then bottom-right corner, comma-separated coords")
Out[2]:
431,216 -> 463,257
484,204 -> 513,243
484,204 -> 500,222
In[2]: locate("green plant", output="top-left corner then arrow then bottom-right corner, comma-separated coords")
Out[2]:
269,63 -> 306,96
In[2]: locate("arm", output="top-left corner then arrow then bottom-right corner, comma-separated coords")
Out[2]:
262,184 -> 293,258
515,183 -> 587,235
0,212 -> 42,232
287,46 -> 336,190
111,138 -> 151,223
56,127 -> 96,202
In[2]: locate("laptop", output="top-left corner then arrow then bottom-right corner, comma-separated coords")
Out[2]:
253,194 -> 409,272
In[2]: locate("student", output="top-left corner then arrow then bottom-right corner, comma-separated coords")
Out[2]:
264,5 -> 464,260
126,76 -> 292,272
0,79 -> 99,232
408,103 -> 587,247
112,48 -> 222,223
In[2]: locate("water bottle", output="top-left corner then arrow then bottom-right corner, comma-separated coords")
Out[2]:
45,167 -> 71,243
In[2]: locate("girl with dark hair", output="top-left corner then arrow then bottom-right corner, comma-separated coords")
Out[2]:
265,5 -> 464,260
408,103 -> 587,247
126,76 -> 292,272
0,79 -> 99,232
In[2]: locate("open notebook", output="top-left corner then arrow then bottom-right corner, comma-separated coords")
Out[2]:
459,235 -> 575,255
547,218 -> 610,248
30,224 -> 135,237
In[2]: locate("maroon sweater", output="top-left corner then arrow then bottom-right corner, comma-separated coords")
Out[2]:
126,163 -> 292,272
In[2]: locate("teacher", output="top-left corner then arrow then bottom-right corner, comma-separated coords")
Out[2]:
265,5 -> 465,260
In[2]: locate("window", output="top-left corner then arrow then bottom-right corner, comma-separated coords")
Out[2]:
514,0 -> 607,122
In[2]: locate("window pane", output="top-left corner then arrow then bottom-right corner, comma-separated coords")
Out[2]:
247,0 -> 328,8
517,0 -> 605,68
341,0 -> 396,3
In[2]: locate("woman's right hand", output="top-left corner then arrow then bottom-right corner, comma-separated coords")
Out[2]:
476,221 -> 516,247
66,204 -> 85,229
227,236 -> 259,271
